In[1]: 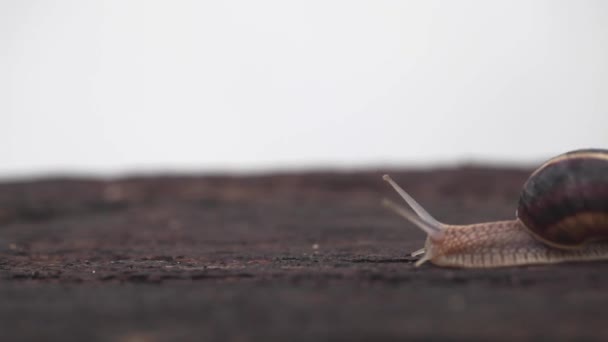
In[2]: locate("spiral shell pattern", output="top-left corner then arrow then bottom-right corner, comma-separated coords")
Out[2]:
517,149 -> 608,248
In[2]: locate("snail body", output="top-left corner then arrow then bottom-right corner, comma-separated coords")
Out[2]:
382,148 -> 608,268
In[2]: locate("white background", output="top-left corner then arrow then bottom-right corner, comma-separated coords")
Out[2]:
2,1 -> 607,178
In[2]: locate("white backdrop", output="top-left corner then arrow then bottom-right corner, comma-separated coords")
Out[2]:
2,1 -> 607,178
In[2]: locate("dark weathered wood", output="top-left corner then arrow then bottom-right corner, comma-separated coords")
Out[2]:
1,168 -> 607,341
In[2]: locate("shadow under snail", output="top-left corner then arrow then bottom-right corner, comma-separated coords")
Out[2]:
382,148 -> 608,268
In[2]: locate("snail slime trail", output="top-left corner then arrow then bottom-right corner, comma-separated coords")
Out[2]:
381,149 -> 608,268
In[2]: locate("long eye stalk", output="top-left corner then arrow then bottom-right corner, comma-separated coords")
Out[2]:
382,174 -> 445,240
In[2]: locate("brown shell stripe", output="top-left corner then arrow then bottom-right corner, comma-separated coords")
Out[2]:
518,149 -> 608,246
527,149 -> 608,178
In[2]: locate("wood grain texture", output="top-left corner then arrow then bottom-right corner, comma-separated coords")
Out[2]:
2,168 -> 608,341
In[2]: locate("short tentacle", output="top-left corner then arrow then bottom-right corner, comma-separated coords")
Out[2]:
410,248 -> 426,257
415,255 -> 431,267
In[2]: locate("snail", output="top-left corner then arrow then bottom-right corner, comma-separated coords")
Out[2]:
382,148 -> 608,268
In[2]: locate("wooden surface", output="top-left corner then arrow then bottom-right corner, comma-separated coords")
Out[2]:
1,168 -> 607,341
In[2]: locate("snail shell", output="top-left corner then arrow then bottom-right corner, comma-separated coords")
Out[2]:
517,149 -> 608,248
382,148 -> 608,268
